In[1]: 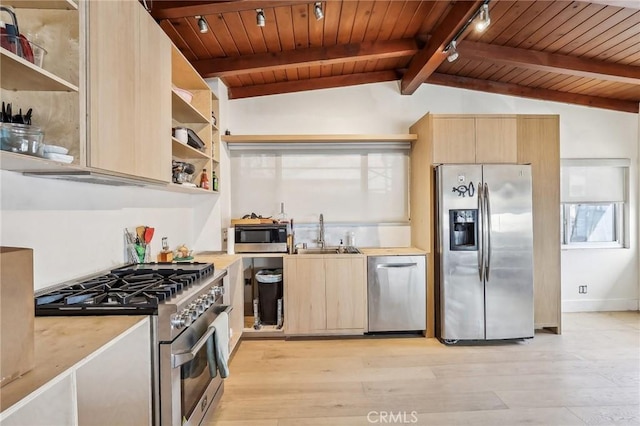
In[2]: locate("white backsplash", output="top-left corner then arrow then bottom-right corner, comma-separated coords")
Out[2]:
291,223 -> 411,248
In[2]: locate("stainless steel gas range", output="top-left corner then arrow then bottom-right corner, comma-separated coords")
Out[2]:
34,262 -> 229,426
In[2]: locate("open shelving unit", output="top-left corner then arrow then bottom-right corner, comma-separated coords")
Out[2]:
0,1 -> 81,169
170,45 -> 219,194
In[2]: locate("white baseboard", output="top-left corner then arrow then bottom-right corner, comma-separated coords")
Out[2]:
562,298 -> 639,312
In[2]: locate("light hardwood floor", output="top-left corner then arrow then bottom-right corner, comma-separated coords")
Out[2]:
205,312 -> 639,425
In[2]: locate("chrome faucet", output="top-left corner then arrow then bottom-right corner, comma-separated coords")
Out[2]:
318,213 -> 325,248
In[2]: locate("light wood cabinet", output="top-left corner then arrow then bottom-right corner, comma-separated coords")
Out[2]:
432,117 -> 476,163
410,113 -> 561,336
88,0 -> 171,182
517,116 -> 561,333
135,7 -> 172,182
432,116 -> 518,164
325,257 -> 366,330
169,45 -> 220,193
284,255 -> 365,335
475,117 -> 518,163
284,256 -> 326,334
88,0 -> 138,176
0,1 -> 81,170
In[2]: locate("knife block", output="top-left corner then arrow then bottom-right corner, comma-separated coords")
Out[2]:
0,247 -> 34,387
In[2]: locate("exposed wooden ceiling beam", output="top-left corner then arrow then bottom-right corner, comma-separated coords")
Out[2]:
458,41 -> 640,85
400,0 -> 483,96
195,39 -> 418,78
582,1 -> 640,10
150,0 -> 311,20
426,73 -> 639,114
228,71 -> 399,99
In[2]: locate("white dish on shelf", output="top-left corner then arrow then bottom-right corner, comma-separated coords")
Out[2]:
42,144 -> 69,155
172,86 -> 193,104
43,152 -> 74,163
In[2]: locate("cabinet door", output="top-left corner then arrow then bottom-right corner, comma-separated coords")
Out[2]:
136,9 -> 172,182
88,0 -> 138,175
517,116 -> 561,332
432,117 -> 476,164
284,257 -> 326,334
76,319 -> 152,426
475,117 -> 517,163
226,261 -> 244,353
325,257 -> 366,331
1,374 -> 75,426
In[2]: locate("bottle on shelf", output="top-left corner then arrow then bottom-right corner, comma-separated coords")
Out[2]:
200,168 -> 210,190
212,170 -> 219,191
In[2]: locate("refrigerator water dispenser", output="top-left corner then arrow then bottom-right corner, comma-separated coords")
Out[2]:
449,209 -> 478,251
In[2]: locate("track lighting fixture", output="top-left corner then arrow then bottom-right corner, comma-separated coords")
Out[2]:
314,2 -> 324,20
196,15 -> 208,33
256,8 -> 265,27
442,1 -> 491,62
445,40 -> 459,62
475,4 -> 490,32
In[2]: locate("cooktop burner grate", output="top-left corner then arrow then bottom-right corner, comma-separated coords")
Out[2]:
35,263 -> 214,316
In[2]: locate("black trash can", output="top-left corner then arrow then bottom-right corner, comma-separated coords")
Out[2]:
255,269 -> 283,325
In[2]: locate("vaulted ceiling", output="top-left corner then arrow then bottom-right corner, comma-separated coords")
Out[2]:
149,1 -> 640,113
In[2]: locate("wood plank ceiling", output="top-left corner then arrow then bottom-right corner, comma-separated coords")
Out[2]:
149,1 -> 640,113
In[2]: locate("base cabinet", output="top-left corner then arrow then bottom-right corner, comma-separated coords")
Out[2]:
0,375 -> 75,426
284,256 -> 366,335
225,261 -> 245,353
0,319 -> 152,426
76,319 -> 152,426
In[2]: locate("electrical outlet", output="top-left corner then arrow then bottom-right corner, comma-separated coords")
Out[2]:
578,285 -> 588,294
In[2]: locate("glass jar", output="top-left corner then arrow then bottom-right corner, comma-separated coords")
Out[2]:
0,123 -> 44,156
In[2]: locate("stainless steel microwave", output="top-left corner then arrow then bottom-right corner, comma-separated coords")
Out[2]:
234,224 -> 288,253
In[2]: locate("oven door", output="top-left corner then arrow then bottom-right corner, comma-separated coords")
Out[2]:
159,304 -> 231,426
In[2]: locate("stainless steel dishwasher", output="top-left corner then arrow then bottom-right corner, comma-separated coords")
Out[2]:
367,256 -> 426,332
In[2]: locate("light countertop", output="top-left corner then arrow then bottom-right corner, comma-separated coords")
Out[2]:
1,315 -> 147,412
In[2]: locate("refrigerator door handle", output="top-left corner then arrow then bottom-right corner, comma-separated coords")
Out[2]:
477,181 -> 485,282
484,182 -> 492,281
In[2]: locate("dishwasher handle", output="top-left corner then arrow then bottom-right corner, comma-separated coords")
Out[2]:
377,263 -> 418,268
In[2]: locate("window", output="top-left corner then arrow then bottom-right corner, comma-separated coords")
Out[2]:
560,159 -> 629,248
229,143 -> 410,223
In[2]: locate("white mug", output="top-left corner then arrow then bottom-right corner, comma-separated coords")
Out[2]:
173,127 -> 188,143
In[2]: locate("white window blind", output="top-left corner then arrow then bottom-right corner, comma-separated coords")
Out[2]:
560,159 -> 629,203
230,144 -> 409,223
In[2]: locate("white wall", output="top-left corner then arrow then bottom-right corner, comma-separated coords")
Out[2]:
0,171 -> 192,290
0,81 -> 231,291
227,81 -> 639,312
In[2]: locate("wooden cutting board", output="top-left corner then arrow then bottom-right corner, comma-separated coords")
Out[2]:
231,218 -> 275,225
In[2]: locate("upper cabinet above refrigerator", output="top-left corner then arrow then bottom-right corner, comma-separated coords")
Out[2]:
432,116 -> 517,164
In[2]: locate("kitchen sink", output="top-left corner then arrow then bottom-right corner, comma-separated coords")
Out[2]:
296,247 -> 361,255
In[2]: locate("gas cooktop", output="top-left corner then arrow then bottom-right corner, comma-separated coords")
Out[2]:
35,263 -> 214,316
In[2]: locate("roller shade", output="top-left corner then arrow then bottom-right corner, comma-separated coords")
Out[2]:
561,159 -> 629,203
230,149 -> 409,223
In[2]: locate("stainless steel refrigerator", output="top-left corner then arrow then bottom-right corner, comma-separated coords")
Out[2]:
436,164 -> 534,343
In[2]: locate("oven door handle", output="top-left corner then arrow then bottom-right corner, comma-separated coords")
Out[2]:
172,326 -> 216,368
171,306 -> 233,369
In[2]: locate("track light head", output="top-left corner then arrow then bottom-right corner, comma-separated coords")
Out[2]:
446,40 -> 459,62
196,16 -> 208,33
314,2 -> 324,20
256,8 -> 265,27
475,4 -> 490,32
